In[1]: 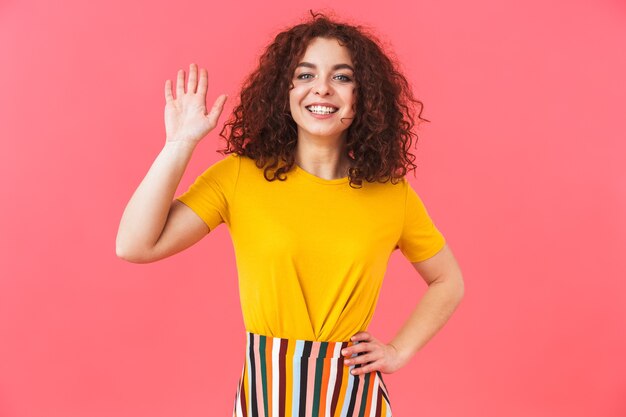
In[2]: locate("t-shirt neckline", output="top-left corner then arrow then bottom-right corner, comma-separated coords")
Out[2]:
293,163 -> 350,185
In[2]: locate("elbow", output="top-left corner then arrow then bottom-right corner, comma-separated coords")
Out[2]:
436,271 -> 464,301
116,248 -> 152,264
115,244 -> 138,263
115,235 -> 132,261
115,239 -> 153,264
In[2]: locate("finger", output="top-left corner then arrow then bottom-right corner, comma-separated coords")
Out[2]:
351,362 -> 378,375
343,342 -> 372,357
343,337 -> 366,356
176,69 -> 185,98
351,331 -> 371,342
165,79 -> 174,103
206,94 -> 228,123
187,63 -> 198,94
344,352 -> 375,366
197,67 -> 208,98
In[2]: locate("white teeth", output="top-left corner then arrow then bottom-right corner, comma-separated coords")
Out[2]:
306,105 -> 338,114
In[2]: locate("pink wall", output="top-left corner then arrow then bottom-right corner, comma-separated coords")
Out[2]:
1,0 -> 625,416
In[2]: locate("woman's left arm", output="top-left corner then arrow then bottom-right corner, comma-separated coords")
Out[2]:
343,243 -> 465,375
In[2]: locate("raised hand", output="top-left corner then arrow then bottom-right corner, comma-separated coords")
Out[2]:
164,63 -> 228,144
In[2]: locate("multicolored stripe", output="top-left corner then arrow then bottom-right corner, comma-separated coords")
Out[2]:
233,331 -> 393,417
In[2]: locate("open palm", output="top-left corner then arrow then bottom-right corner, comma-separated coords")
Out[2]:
164,63 -> 227,144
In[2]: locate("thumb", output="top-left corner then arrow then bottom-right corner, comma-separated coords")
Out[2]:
207,94 -> 228,116
204,94 -> 228,130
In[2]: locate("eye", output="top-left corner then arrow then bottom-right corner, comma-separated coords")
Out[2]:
296,73 -> 314,80
335,74 -> 352,82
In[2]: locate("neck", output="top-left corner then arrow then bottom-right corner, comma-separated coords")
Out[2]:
294,132 -> 351,180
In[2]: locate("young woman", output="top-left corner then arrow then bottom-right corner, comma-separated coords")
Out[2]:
116,11 -> 464,417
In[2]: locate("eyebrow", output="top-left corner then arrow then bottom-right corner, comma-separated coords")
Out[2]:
295,62 -> 355,72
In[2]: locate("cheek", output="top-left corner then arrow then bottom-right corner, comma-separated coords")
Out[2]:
288,92 -> 298,109
290,84 -> 306,96
344,90 -> 356,113
289,91 -> 304,118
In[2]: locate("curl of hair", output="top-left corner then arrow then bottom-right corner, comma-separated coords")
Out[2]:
217,10 -> 430,189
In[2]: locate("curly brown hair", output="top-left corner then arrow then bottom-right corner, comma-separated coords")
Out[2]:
217,10 -> 430,188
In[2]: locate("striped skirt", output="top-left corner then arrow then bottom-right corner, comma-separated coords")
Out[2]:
232,331 -> 393,417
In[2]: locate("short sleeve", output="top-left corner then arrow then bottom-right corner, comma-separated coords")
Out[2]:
175,154 -> 240,231
396,179 -> 446,262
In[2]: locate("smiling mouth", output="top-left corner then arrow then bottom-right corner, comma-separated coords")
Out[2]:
306,105 -> 339,115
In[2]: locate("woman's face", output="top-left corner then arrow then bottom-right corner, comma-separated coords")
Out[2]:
289,37 -> 356,142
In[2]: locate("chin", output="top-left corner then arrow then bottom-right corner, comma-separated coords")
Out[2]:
303,128 -> 347,138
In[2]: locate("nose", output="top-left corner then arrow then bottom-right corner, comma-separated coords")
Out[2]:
312,76 -> 331,96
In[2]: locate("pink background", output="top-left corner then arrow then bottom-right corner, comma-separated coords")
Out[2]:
1,0 -> 625,416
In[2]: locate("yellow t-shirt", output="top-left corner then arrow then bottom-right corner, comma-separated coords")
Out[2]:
176,153 -> 446,342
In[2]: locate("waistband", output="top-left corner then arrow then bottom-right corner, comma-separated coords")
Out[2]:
245,331 -> 358,360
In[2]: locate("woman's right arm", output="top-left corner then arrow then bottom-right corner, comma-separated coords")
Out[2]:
115,63 -> 227,263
